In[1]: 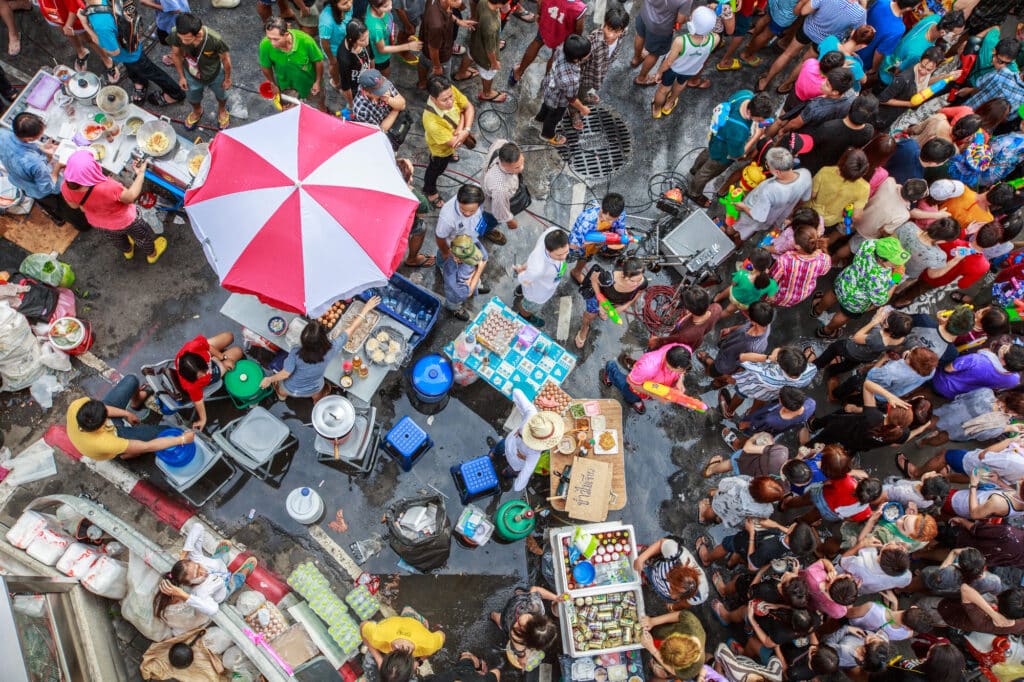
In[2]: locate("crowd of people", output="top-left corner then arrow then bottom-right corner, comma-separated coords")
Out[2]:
4,0 -> 1024,678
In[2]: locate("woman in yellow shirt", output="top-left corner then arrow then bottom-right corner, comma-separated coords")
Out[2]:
806,148 -> 871,242
421,75 -> 475,207
361,615 -> 444,681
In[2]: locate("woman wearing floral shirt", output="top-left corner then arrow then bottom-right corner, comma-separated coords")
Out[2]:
810,237 -> 908,339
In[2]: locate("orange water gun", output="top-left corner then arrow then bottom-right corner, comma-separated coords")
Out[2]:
642,382 -> 708,412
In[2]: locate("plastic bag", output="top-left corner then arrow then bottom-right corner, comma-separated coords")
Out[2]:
222,645 -> 251,672
19,253 -> 74,288
120,551 -> 171,641
29,373 -> 64,409
39,343 -> 72,372
235,589 -> 266,618
6,511 -> 53,549
7,438 -> 57,485
52,287 -> 77,322
26,525 -> 73,565
82,554 -> 128,599
0,302 -> 47,392
56,542 -> 100,578
386,495 -> 452,572
202,627 -> 233,656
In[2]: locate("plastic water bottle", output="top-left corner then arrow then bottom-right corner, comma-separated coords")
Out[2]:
226,90 -> 249,120
952,246 -> 976,257
341,108 -> 352,121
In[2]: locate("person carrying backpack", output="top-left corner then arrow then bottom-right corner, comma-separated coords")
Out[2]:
78,0 -> 186,106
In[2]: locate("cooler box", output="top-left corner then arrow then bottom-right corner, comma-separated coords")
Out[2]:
382,416 -> 432,471
451,456 -> 500,504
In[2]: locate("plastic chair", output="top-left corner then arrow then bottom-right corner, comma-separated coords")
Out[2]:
140,358 -> 227,421
155,433 -> 237,507
211,406 -> 296,483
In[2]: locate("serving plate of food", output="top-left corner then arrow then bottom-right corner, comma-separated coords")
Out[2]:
48,316 -> 85,350
593,429 -> 619,455
365,327 -> 407,366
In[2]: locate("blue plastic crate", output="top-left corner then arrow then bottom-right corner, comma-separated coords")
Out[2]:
359,274 -> 440,351
451,456 -> 500,504
382,416 -> 432,471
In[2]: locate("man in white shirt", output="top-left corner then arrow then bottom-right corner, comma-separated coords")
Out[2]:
435,184 -> 491,319
838,543 -> 911,595
731,147 -> 812,242
513,227 -> 569,328
491,388 -> 565,491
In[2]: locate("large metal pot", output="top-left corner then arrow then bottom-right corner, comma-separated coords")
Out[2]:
95,85 -> 129,118
186,142 -> 209,178
312,395 -> 356,442
64,71 -> 100,103
135,116 -> 177,157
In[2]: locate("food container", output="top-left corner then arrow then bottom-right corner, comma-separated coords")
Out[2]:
365,327 -> 407,366
552,524 -> 640,594
64,71 -> 100,103
593,430 -> 618,455
124,116 -> 144,136
95,85 -> 129,118
135,116 -> 177,157
186,143 -> 209,177
559,586 -> 645,657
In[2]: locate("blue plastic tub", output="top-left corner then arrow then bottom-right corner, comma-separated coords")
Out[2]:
359,273 -> 440,351
156,428 -> 196,467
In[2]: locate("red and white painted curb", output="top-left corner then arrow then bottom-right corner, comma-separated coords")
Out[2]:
43,425 -> 290,604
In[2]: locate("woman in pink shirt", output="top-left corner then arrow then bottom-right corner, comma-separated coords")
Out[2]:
769,219 -> 831,307
800,558 -> 858,620
600,342 -> 692,415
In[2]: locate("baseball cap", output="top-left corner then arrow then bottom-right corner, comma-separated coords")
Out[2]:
875,236 -> 911,266
687,6 -> 717,35
929,179 -> 966,201
660,538 -> 680,559
358,69 -> 391,96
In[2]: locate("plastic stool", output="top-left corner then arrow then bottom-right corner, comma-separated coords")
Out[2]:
382,416 -> 433,471
451,456 -> 500,504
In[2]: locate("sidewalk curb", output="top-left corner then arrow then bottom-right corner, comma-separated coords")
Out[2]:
44,425 -> 290,604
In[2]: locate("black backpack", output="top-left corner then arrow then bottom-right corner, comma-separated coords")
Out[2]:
82,0 -> 141,54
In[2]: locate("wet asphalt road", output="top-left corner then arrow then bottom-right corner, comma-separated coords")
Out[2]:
0,0 -> 981,667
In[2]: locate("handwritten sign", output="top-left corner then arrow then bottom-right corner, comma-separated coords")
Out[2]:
564,456 -> 612,522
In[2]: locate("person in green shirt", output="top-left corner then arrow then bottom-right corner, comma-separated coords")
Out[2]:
365,0 -> 422,76
718,247 -> 779,317
879,10 -> 965,85
259,17 -> 326,110
168,13 -> 233,130
469,0 -> 505,102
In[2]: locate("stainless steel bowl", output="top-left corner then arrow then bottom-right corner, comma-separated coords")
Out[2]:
135,116 -> 177,157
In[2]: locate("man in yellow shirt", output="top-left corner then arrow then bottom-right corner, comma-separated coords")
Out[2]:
66,376 -> 192,461
421,75 -> 475,209
361,615 -> 444,682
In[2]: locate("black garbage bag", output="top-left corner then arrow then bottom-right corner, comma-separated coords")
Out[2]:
386,495 -> 452,572
8,273 -> 58,323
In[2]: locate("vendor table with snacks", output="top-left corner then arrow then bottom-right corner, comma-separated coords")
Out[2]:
443,297 -> 576,400
550,523 -> 645,657
219,292 -> 413,405
550,400 -> 626,512
0,67 -> 200,203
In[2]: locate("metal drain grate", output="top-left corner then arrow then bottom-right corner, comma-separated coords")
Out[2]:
555,106 -> 632,182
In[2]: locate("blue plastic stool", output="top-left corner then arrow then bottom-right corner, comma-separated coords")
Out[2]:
451,456 -> 500,504
382,416 -> 433,471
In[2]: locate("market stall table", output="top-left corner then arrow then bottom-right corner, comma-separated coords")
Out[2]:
219,293 -> 412,406
1,67 -> 199,190
443,298 -> 576,400
550,400 -> 626,515
549,522 -> 646,657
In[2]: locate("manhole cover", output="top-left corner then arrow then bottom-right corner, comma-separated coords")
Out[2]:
555,106 -> 632,182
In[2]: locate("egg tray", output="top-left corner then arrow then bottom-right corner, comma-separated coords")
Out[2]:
475,311 -> 522,354
534,381 -> 573,413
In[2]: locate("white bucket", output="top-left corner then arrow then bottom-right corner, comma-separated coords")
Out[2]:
285,487 -> 325,525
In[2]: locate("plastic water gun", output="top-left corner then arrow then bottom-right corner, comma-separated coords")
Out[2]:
642,381 -> 708,412
583,230 -> 639,246
598,296 -> 623,324
910,77 -> 953,106
758,229 -> 780,248
842,204 -> 854,235
1009,177 -> 1024,190
719,184 -> 745,227
757,118 -> 775,128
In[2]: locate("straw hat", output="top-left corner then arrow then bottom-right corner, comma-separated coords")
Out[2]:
521,411 -> 565,451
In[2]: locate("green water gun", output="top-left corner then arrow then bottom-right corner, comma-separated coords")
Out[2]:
597,294 -> 622,324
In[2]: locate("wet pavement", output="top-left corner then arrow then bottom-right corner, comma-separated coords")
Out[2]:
0,0 -> 973,668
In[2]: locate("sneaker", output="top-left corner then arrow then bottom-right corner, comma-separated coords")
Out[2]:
483,229 -> 507,245
449,306 -> 470,321
146,236 -> 168,264
476,282 -> 491,295
123,235 -> 135,259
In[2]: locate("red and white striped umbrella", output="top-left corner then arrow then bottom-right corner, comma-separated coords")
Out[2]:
184,105 -> 418,316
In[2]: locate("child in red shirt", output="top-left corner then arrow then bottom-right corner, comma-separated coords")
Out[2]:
175,332 -> 243,431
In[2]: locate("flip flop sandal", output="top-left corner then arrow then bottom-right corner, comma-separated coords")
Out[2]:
405,254 -> 436,268
703,455 -> 725,477
809,291 -> 825,317
131,85 -> 146,105
574,331 -> 586,349
776,83 -> 794,94
816,325 -> 842,339
721,427 -> 739,449
661,99 -> 679,116
740,56 -> 762,67
453,69 -> 478,81
696,350 -> 714,367
452,44 -> 466,55
540,132 -> 567,146
803,346 -> 817,362
651,104 -> 663,120
427,195 -> 445,209
686,77 -> 711,89
718,389 -> 735,419
218,110 -> 230,129
513,8 -> 536,21
74,51 -> 90,71
235,555 -> 258,578
478,91 -> 508,103
894,452 -> 912,479
7,34 -> 20,57
694,534 -> 711,563
711,600 -> 730,627
213,540 -> 232,560
398,54 -> 420,65
711,571 -> 727,594
633,77 -> 658,87
184,110 -> 203,131
716,59 -> 740,71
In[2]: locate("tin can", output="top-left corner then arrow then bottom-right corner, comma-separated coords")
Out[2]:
604,628 -> 623,639
593,594 -> 608,604
596,612 -> 616,622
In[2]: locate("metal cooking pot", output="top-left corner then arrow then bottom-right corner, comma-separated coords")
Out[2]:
186,143 -> 209,177
312,395 -> 356,441
64,71 -> 100,103
95,85 -> 129,118
135,116 -> 177,157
